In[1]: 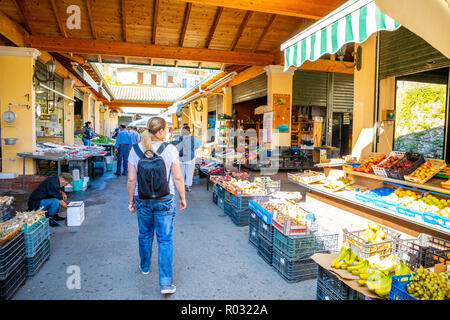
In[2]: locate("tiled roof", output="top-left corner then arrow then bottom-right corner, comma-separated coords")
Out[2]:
110,85 -> 188,102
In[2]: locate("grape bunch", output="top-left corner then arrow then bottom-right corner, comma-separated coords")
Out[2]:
406,266 -> 449,300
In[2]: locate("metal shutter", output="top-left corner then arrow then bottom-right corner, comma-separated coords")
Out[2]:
379,27 -> 450,79
332,73 -> 354,113
55,75 -> 64,94
74,88 -> 84,100
292,70 -> 328,107
232,73 -> 267,104
207,95 -> 217,112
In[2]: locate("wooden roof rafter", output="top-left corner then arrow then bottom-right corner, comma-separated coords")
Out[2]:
86,0 -> 97,39
152,0 -> 160,44
253,13 -> 276,52
179,2 -> 192,47
121,0 -> 127,42
231,10 -> 253,51
13,0 -> 32,34
49,0 -> 67,38
205,6 -> 223,48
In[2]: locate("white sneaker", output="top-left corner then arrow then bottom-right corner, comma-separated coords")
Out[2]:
161,285 -> 176,295
139,265 -> 149,275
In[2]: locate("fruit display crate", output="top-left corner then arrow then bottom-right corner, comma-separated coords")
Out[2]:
258,217 -> 274,243
26,238 -> 50,278
249,211 -> 259,229
372,151 -> 405,178
404,158 -> 447,185
249,223 -> 259,248
212,184 -> 225,198
217,197 -> 225,210
0,231 -> 25,281
388,274 -> 418,300
230,207 -> 250,227
342,227 -> 401,260
394,234 -> 429,269
417,192 -> 450,227
271,207 -> 315,237
257,236 -> 273,265
386,152 -> 425,180
316,265 -> 350,300
423,236 -> 450,268
272,248 -> 318,283
371,186 -> 422,213
0,257 -> 26,300
273,228 -> 339,261
24,218 -> 50,258
0,206 -> 12,223
248,198 -> 273,224
224,190 -> 233,205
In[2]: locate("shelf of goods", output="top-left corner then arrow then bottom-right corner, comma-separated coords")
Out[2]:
288,169 -> 450,239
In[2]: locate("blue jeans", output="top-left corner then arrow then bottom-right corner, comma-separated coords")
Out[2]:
135,194 -> 175,286
116,145 -> 129,174
82,138 -> 91,146
40,198 -> 60,217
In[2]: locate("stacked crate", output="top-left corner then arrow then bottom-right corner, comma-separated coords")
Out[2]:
24,218 -> 51,278
0,231 -> 26,300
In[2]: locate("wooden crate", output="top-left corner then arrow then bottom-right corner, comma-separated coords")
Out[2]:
404,158 -> 447,184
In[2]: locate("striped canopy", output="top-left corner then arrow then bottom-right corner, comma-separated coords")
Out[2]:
281,0 -> 401,69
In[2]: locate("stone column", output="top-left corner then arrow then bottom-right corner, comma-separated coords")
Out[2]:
63,78 -> 75,144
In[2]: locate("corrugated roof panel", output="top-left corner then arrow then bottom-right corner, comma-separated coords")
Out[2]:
110,86 -> 188,102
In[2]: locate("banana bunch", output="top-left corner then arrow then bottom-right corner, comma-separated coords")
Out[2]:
331,242 -> 357,270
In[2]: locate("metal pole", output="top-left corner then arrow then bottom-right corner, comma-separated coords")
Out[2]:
372,32 -> 381,152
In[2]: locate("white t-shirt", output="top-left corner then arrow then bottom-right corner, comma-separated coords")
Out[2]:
128,142 -> 179,196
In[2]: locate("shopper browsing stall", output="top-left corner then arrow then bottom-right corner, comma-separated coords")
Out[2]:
173,125 -> 200,192
81,121 -> 96,146
127,116 -> 186,295
114,124 -> 132,176
27,173 -> 73,227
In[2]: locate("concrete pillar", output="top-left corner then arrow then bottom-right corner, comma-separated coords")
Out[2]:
201,97 -> 208,144
94,101 -> 101,133
222,86 -> 232,116
99,105 -> 105,135
264,65 -> 295,147
82,92 -> 91,124
352,34 -> 377,159
104,108 -> 110,137
0,46 -> 40,175
377,76 -> 396,154
63,79 -> 75,145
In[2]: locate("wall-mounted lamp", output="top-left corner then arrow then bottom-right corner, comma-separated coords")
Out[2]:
336,44 -> 362,71
34,58 -> 57,83
99,105 -> 107,113
68,101 -> 74,106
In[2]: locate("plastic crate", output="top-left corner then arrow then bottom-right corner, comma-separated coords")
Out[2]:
273,228 -> 338,261
423,236 -> 450,267
316,278 -> 344,300
24,218 -> 50,258
224,190 -> 233,205
249,210 -> 259,229
388,274 -> 417,300
224,200 -> 233,216
0,231 -> 25,281
394,234 -> 428,269
271,207 -> 315,237
249,224 -> 259,248
230,194 -> 250,210
439,215 -> 450,230
215,185 -> 225,198
272,248 -> 318,283
212,191 -> 218,205
230,207 -> 250,227
26,239 -> 50,278
0,257 -> 26,300
343,227 -> 401,260
0,206 -> 12,222
248,199 -> 273,224
372,151 -> 405,177
386,152 -> 425,180
316,265 -> 350,300
217,197 -> 224,210
257,236 -> 273,265
396,205 -> 423,219
258,217 -> 274,243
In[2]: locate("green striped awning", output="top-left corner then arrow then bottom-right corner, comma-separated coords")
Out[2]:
281,0 -> 401,69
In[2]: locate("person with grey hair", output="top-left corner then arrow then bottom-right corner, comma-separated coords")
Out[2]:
173,125 -> 200,192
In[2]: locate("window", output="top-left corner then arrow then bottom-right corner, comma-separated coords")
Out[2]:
182,79 -> 187,88
151,74 -> 157,86
168,76 -> 174,84
137,72 -> 143,84
394,67 -> 449,159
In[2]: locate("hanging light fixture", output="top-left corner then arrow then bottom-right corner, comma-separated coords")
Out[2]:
336,44 -> 362,71
46,59 -> 57,79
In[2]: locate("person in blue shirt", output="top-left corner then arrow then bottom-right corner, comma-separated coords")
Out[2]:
127,125 -> 141,150
114,124 -> 132,176
112,127 -> 119,139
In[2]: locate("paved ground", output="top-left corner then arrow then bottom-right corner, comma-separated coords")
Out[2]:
13,172 -> 318,300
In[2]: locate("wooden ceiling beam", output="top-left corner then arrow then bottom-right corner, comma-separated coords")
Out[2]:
231,11 -> 252,51
121,0 -> 127,42
152,0 -> 160,44
0,10 -> 28,47
26,35 -> 275,66
175,0 -> 345,19
49,0 -> 67,38
14,0 -> 32,34
86,0 -> 97,39
253,14 -> 276,52
205,6 -> 223,48
179,2 -> 192,47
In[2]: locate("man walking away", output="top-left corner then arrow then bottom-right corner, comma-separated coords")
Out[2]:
173,125 -> 200,192
127,125 -> 141,151
27,173 -> 73,227
114,124 -> 132,176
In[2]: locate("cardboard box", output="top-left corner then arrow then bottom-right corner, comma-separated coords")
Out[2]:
67,201 -> 85,226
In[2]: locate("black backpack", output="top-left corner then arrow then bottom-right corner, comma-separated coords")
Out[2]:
133,143 -> 171,199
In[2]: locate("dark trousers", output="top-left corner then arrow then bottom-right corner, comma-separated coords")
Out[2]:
116,145 -> 129,175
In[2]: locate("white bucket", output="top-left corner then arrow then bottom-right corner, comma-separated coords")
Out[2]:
67,201 -> 85,226
72,169 -> 80,181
